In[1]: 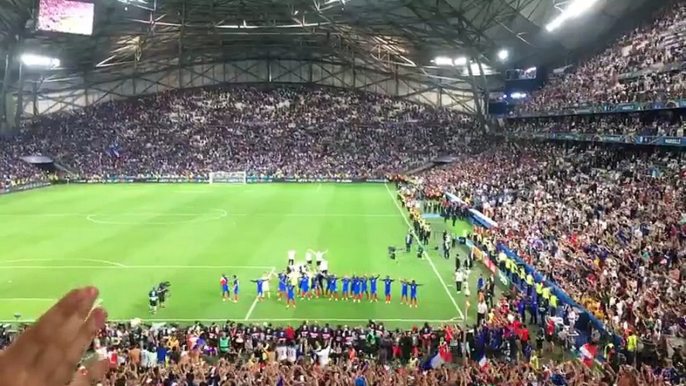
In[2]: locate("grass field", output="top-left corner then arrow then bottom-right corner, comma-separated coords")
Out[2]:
0,183 -> 486,328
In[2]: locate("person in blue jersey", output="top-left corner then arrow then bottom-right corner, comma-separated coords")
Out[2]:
311,273 -> 320,298
477,274 -> 484,292
328,275 -> 338,301
250,277 -> 265,301
286,283 -> 296,308
232,275 -> 240,303
341,276 -> 351,300
383,276 -> 394,304
220,274 -> 230,302
409,280 -> 422,308
351,276 -> 361,303
277,272 -> 288,301
368,275 -> 380,302
300,274 -> 311,300
360,275 -> 369,300
400,279 -> 409,304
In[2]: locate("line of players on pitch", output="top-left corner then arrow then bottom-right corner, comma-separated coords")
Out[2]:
219,250 -> 424,308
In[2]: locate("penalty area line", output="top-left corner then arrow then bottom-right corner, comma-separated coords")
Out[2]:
244,266 -> 276,321
383,183 -> 465,321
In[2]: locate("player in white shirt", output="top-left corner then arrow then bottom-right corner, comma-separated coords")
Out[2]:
314,250 -> 326,267
287,250 -> 296,266
320,259 -> 328,274
305,251 -> 313,265
261,272 -> 272,298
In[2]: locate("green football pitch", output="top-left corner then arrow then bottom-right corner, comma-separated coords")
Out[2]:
0,183 -> 487,328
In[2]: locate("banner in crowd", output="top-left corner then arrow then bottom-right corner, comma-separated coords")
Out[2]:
60,176 -> 388,184
500,96 -> 686,118
470,245 -> 497,274
505,133 -> 686,148
0,180 -> 51,195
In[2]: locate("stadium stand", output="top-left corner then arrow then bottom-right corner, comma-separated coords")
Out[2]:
514,2 -> 686,114
0,86 -> 474,189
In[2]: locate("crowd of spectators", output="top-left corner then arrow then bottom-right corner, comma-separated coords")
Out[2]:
514,2 -> 686,114
0,86 -> 474,189
501,110 -> 686,136
417,142 -> 685,349
5,292 -> 679,386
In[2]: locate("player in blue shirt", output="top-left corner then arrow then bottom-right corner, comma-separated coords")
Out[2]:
250,277 -> 264,301
232,276 -> 240,303
300,274 -> 311,300
369,275 -> 380,302
360,276 -> 369,300
383,276 -> 394,304
278,272 -> 287,301
341,276 -> 351,300
220,274 -> 230,301
286,283 -> 296,308
477,274 -> 484,292
351,276 -> 361,303
409,280 -> 422,308
400,280 -> 409,304
328,275 -> 338,301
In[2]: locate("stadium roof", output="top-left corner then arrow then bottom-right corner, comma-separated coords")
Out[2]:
0,0 -> 661,77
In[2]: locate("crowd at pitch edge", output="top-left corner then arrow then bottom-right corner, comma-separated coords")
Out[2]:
1,2 -> 686,385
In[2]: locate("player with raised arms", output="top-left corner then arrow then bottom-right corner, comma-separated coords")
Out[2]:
400,279 -> 409,304
305,251 -> 313,266
313,250 -> 327,268
341,275 -> 350,300
383,276 -> 394,304
251,277 -> 265,301
286,282 -> 296,309
409,280 -> 422,308
232,275 -> 240,303
351,276 -> 361,303
360,275 -> 369,301
220,274 -> 230,302
278,272 -> 288,300
369,275 -> 380,302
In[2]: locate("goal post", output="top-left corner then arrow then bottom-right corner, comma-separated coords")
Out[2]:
208,171 -> 247,184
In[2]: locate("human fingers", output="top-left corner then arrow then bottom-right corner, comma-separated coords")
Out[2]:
68,359 -> 109,386
4,288 -> 86,365
36,287 -> 101,385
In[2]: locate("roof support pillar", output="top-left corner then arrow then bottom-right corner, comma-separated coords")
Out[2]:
0,43 -> 17,133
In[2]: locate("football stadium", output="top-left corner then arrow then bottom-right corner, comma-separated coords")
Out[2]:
0,0 -> 685,384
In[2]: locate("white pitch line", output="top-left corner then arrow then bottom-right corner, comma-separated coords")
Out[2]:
2,258 -> 127,267
383,183 -> 465,321
244,266 -> 276,321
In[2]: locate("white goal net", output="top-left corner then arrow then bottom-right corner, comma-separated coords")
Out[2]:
209,171 -> 247,184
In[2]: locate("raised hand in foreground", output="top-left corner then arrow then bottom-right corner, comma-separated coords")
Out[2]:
0,287 -> 109,386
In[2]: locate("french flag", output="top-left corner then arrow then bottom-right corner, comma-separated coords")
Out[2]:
423,344 -> 452,370
579,343 -> 597,367
478,354 -> 489,370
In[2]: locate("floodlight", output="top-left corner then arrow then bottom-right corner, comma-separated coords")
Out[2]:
453,57 -> 467,66
497,49 -> 509,61
510,92 -> 527,99
20,54 -> 60,68
525,67 -> 536,73
434,56 -> 454,66
545,0 -> 600,32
